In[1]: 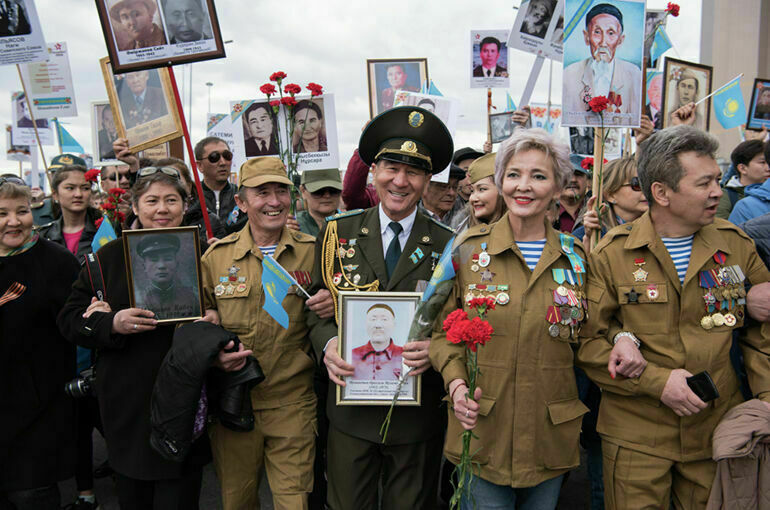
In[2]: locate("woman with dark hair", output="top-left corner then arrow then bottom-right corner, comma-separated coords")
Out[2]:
455,153 -> 507,234
39,164 -> 103,261
1,176 -> 80,509
292,100 -> 327,153
58,168 -> 236,509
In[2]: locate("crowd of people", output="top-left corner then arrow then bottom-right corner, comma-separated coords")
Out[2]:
2,93 -> 770,510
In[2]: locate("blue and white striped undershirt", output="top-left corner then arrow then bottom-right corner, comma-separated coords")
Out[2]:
661,235 -> 694,284
516,239 -> 546,271
259,245 -> 277,258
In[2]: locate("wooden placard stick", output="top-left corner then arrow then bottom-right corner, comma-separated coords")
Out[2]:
590,126 -> 605,249
16,64 -> 52,191
486,88 -> 493,145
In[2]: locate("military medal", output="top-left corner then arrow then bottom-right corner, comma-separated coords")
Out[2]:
548,324 -> 560,337
238,276 -> 246,283
346,248 -> 355,258
332,272 -> 342,285
236,283 -> 247,293
465,292 -> 475,305
700,316 -> 714,330
624,288 -> 640,304
712,312 -> 725,327
559,326 -> 571,339
225,284 -> 235,295
553,289 -> 568,305
556,285 -> 569,297
632,258 -> 648,282
215,284 -> 225,297
478,243 -> 490,268
409,247 -> 425,264
724,313 -> 737,327
338,247 -> 347,258
342,264 -> 359,272
546,306 -> 562,337
353,274 -> 361,285
646,284 -> 659,300
496,292 -> 509,305
480,269 -> 495,282
228,264 -> 240,281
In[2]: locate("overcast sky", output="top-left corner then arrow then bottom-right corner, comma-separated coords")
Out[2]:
0,0 -> 702,173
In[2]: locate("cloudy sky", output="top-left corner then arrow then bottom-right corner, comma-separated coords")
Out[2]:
1,0 -> 702,173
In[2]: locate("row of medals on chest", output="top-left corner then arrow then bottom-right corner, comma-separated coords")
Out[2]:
465,249 -> 511,307
214,265 -> 247,297
699,263 -> 746,330
548,277 -> 586,340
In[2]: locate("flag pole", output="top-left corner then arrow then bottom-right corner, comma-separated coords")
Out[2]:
167,65 -> 214,240
486,88 -> 493,145
696,73 -> 744,106
16,64 -> 52,191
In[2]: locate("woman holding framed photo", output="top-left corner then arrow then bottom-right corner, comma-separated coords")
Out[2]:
57,167 -> 243,509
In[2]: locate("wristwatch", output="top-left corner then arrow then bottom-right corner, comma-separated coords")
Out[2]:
613,331 -> 641,349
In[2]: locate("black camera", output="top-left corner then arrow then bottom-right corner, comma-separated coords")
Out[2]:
64,367 -> 96,398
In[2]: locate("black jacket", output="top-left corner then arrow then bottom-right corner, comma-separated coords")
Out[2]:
150,322 -> 264,462
1,240 -> 79,490
741,212 -> 770,270
38,207 -> 102,262
193,181 -> 247,235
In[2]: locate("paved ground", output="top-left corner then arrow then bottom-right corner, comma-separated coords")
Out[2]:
60,433 -> 594,509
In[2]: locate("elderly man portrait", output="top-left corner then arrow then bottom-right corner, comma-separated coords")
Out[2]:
160,0 -> 211,43
473,36 -> 508,78
351,304 -> 404,381
243,102 -> 278,157
520,0 -> 555,39
117,69 -> 168,129
15,93 -> 48,129
109,0 -> 166,50
578,125 -> 770,510
563,3 -> 641,121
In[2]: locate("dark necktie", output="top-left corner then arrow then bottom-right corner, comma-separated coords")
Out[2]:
261,141 -> 266,152
487,69 -> 492,77
385,221 -> 403,279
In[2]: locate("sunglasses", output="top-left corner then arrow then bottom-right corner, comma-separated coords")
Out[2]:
205,150 -> 233,163
310,187 -> 342,197
137,166 -> 181,180
0,175 -> 26,187
621,176 -> 641,192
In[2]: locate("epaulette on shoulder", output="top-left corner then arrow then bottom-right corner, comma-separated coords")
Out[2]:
592,223 -> 632,254
209,230 -> 240,248
458,223 -> 488,243
325,209 -> 364,222
427,215 -> 454,233
713,217 -> 752,241
289,228 -> 316,243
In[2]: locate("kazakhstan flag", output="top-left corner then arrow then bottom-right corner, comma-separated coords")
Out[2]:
91,217 -> 117,253
713,76 -> 746,130
262,254 -> 292,328
422,237 -> 456,302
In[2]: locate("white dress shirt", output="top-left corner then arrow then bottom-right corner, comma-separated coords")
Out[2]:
379,204 -> 417,260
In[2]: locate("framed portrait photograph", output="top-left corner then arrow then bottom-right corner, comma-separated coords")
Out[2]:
10,90 -> 53,146
471,29 -> 510,89
123,226 -> 203,323
644,71 -> 664,129
661,57 -> 713,131
562,0 -> 645,128
91,101 -> 121,165
336,291 -> 422,406
508,0 -> 564,61
95,0 -> 226,73
746,78 -> 770,131
0,0 -> 47,66
100,56 -> 183,153
366,58 -> 428,118
489,112 -> 515,144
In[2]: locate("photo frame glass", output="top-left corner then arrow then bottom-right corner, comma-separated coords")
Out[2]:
123,226 -> 203,324
100,57 -> 183,153
95,0 -> 225,73
337,291 -> 422,406
746,78 -> 770,131
489,112 -> 515,144
92,101 -> 121,165
661,57 -> 713,131
367,58 -> 428,118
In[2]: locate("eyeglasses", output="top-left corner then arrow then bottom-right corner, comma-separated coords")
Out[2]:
620,176 -> 642,192
204,150 -> 233,163
137,166 -> 181,180
310,187 -> 342,197
0,176 -> 26,187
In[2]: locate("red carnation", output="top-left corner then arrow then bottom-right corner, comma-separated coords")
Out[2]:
281,96 -> 297,107
443,309 -> 468,332
446,319 -> 471,346
465,317 -> 494,352
95,217 -> 103,228
581,157 -> 594,171
270,71 -> 287,82
665,2 -> 680,16
588,96 -> 609,113
307,82 -> 324,97
284,83 -> 302,95
116,211 -> 126,223
260,83 -> 277,96
101,201 -> 116,211
108,187 -> 126,196
468,296 -> 496,311
269,99 -> 280,107
84,168 -> 101,183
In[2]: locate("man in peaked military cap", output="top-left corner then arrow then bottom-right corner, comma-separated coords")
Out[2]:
307,106 -> 455,510
200,157 -> 334,510
136,233 -> 199,320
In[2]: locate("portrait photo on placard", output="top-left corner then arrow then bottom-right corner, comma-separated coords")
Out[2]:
10,91 -> 53,146
508,0 -> 564,61
569,126 -> 594,156
644,71 -> 663,129
92,101 -> 121,164
0,0 -> 48,66
367,58 -> 428,118
337,291 -> 422,406
490,112 -> 515,144
470,29 -> 510,89
661,57 -> 712,131
746,78 -> 770,131
123,226 -> 203,323
643,10 -> 667,67
562,0 -> 645,127
95,0 -> 225,73
241,101 -> 279,157
100,57 -> 183,152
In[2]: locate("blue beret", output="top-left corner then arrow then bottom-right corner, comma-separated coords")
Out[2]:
585,3 -> 623,32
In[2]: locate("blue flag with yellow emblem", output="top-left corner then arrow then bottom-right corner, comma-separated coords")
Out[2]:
422,237 -> 456,302
262,254 -> 293,328
91,217 -> 117,253
713,75 -> 747,130
649,26 -> 672,66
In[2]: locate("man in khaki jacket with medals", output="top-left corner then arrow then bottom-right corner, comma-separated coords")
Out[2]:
307,106 -> 455,509
578,126 -> 770,509
201,157 -> 333,510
